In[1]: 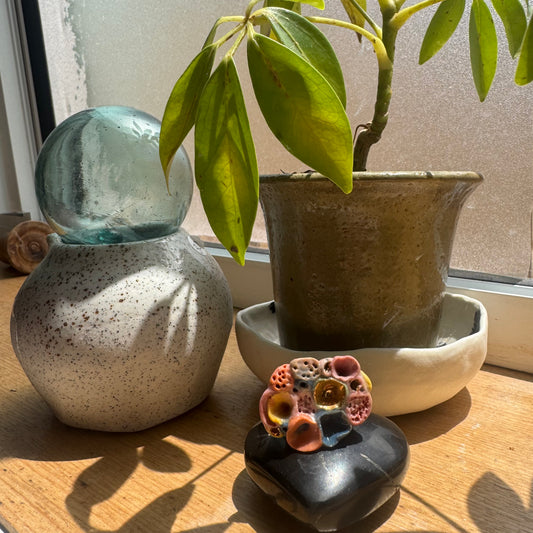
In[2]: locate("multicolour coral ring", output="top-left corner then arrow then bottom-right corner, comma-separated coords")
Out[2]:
259,356 -> 372,453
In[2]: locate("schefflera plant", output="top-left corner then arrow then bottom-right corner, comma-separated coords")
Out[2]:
160,0 -> 532,264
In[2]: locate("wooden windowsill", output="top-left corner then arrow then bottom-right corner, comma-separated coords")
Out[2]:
0,264 -> 531,532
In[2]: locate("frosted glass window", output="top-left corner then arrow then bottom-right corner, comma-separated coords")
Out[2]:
38,0 -> 532,279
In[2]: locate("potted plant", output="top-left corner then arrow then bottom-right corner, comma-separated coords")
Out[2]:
158,0 -> 531,352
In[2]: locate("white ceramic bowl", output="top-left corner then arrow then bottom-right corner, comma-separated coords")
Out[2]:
236,293 -> 487,416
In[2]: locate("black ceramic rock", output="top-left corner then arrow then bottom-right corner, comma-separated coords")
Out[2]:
244,413 -> 409,532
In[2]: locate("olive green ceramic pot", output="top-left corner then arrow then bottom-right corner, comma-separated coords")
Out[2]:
259,171 -> 482,351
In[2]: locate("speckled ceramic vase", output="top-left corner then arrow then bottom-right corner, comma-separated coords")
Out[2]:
10,229 -> 233,432
260,171 -> 482,351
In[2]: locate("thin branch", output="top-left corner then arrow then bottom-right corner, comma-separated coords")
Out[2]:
341,0 -> 383,38
204,16 -> 245,47
246,0 -> 264,18
212,19 -> 246,49
306,16 -> 392,69
391,0 -> 444,30
225,23 -> 248,59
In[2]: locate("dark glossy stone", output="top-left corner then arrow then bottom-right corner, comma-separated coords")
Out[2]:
244,413 -> 409,532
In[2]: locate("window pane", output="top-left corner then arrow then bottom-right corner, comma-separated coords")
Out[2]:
38,0 -> 532,278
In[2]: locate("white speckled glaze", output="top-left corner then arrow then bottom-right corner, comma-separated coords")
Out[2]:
10,229 -> 233,431
236,293 -> 488,416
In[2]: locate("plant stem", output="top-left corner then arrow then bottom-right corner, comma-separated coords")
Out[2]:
306,16 -> 390,67
204,16 -> 245,47
353,11 -> 398,171
391,0 -> 443,30
224,24 -> 248,59
341,0 -> 382,38
212,20 -> 246,49
245,0 -> 264,18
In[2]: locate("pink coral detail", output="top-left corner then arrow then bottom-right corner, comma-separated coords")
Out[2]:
349,375 -> 368,393
259,388 -> 278,431
345,391 -> 372,426
296,392 -> 316,415
331,356 -> 361,382
319,358 -> 333,377
290,357 -> 320,381
286,413 -> 322,452
269,363 -> 294,391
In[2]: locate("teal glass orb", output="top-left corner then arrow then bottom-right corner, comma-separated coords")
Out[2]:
35,106 -> 193,244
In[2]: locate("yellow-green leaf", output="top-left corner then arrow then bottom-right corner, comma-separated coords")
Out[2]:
289,0 -> 325,8
194,57 -> 259,265
419,0 -> 465,64
262,7 -> 346,106
469,0 -> 497,101
262,0 -> 301,11
160,45 -> 216,184
247,32 -> 353,193
491,0 -> 527,58
340,0 -> 367,42
515,14 -> 533,85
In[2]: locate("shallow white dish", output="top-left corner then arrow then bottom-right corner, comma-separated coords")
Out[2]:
236,293 -> 488,416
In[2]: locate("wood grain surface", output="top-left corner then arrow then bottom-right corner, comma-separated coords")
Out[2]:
0,263 -> 531,533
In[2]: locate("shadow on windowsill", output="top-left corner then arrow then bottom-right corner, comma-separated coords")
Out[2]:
482,363 -> 533,382
391,387 -> 472,445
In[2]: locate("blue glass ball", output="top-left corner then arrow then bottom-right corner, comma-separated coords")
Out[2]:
35,106 -> 193,244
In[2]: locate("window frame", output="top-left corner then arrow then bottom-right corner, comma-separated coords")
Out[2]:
3,1 -> 532,375
0,0 -> 41,220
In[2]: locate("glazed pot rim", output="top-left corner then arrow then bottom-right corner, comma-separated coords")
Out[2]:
260,170 -> 483,183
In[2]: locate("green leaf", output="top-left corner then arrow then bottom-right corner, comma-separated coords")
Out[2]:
515,14 -> 533,85
262,7 -> 346,107
262,0 -> 301,11
260,1 -> 300,36
419,0 -> 465,64
492,0 -> 527,58
160,45 -> 217,184
340,0 -> 367,42
288,0 -> 325,8
194,57 -> 259,265
469,0 -> 498,101
247,32 -> 353,193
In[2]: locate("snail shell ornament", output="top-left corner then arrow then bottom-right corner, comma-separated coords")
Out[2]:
259,356 -> 372,452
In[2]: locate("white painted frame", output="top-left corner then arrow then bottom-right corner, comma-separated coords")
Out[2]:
0,0 -> 41,220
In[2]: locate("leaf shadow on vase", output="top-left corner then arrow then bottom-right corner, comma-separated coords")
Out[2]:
467,472 -> 533,533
